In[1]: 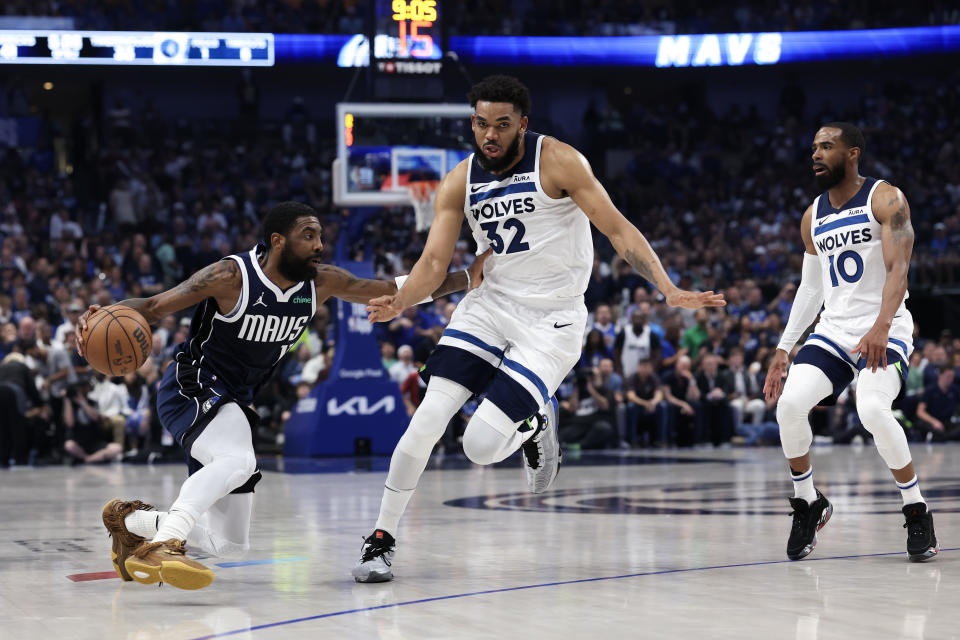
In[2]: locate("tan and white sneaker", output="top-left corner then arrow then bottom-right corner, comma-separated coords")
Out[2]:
101,498 -> 154,581
125,539 -> 214,590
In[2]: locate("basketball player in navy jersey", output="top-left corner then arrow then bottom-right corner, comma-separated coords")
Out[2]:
77,202 -> 486,590
353,75 -> 725,582
764,123 -> 938,561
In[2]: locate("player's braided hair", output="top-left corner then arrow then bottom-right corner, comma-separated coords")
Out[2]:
468,75 -> 531,117
823,122 -> 866,166
262,201 -> 317,247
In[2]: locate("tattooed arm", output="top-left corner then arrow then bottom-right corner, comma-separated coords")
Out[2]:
318,249 -> 489,305
540,137 -> 724,309
852,183 -> 914,371
77,259 -> 242,356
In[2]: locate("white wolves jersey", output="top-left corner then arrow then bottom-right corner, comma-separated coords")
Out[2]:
464,131 -> 593,303
811,177 -> 908,337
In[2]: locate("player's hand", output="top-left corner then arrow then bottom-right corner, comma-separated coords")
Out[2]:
665,289 -> 726,310
466,248 -> 492,290
852,324 -> 889,372
367,295 -> 406,324
75,304 -> 101,358
763,349 -> 790,402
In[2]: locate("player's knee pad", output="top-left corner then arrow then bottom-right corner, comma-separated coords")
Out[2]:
856,382 -> 911,470
220,450 -> 258,493
398,377 -> 471,454
461,417 -> 509,466
776,366 -> 829,458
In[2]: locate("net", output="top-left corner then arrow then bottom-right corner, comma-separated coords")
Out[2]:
407,179 -> 440,231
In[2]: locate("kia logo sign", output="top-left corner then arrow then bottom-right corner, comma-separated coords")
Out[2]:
327,396 -> 396,416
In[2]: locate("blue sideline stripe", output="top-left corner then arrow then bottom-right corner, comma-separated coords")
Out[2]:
807,334 -> 856,366
189,547 -> 958,639
501,357 -> 550,403
813,214 -> 870,236
468,182 -> 538,205
215,557 -> 306,568
443,328 -> 505,360
888,337 -> 908,354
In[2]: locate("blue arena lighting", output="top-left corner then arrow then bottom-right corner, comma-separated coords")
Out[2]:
446,26 -> 960,67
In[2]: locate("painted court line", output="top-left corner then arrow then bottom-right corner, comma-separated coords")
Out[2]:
66,557 -> 306,582
189,547 -> 958,639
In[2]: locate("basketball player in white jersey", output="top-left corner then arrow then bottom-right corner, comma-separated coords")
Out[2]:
764,123 -> 938,562
353,75 -> 725,583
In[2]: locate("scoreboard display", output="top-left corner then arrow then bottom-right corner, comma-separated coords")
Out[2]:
372,0 -> 443,74
0,31 -> 274,66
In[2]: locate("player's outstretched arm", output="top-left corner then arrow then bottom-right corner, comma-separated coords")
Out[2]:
543,139 -> 724,310
764,205 -> 823,401
321,248 -> 490,305
367,162 -> 469,323
851,183 -> 913,372
76,259 -> 241,357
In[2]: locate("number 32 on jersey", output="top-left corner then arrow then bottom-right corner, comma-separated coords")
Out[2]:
479,219 -> 530,254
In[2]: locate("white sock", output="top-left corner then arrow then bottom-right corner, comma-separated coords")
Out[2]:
896,475 -> 924,506
124,509 -> 167,538
374,486 -> 415,537
791,467 -> 816,504
152,507 -> 197,543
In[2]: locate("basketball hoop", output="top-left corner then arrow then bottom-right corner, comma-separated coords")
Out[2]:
407,180 -> 440,232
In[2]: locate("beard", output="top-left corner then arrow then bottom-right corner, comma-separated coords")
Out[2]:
814,161 -> 846,191
277,244 -> 319,282
472,133 -> 522,173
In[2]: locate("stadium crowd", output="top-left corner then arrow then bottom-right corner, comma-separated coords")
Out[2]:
1,38 -> 960,466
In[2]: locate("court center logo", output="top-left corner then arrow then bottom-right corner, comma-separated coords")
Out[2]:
445,478 -> 960,516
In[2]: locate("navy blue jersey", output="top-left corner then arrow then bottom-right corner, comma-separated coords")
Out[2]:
171,245 -> 316,405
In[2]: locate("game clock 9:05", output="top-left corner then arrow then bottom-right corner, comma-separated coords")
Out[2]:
392,0 -> 437,23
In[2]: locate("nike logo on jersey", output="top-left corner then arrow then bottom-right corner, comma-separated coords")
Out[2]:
252,292 -> 268,308
553,322 -> 573,329
470,184 -> 488,193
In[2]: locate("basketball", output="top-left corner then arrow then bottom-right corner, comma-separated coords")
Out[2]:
82,304 -> 153,376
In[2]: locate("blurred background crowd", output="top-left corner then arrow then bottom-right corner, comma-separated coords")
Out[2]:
1,0 -> 959,466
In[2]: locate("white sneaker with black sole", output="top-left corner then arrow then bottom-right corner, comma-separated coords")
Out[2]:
352,529 -> 396,583
521,396 -> 561,494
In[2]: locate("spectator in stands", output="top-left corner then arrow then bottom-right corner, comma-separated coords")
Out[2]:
726,346 -> 765,428
915,366 -> 959,441
681,309 -> 709,358
624,358 -> 664,446
614,309 -> 661,376
0,350 -> 46,466
695,353 -> 734,446
558,367 -> 618,450
590,303 -> 617,349
660,354 -> 701,446
580,329 -> 611,369
389,344 -> 417,385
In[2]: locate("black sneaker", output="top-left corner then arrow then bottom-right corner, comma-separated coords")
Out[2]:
351,529 -> 396,583
902,502 -> 939,562
787,489 -> 833,560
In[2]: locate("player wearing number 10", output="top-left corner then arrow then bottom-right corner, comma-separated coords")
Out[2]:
764,123 -> 938,562
353,75 -> 724,583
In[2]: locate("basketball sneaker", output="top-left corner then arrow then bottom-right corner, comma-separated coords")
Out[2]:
124,539 -> 214,590
786,489 -> 833,560
352,529 -> 395,583
521,396 -> 561,494
101,498 -> 154,581
903,502 -> 939,561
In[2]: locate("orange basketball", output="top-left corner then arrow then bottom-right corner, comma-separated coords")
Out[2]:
82,304 -> 153,376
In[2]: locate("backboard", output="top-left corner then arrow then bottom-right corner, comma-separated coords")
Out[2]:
333,102 -> 474,207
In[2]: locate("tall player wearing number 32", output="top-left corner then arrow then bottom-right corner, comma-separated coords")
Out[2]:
764,123 -> 938,562
353,75 -> 725,583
